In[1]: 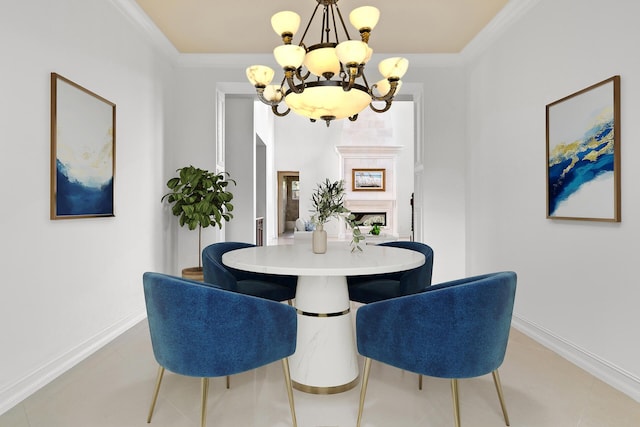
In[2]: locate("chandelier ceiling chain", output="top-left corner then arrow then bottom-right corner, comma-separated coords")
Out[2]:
246,0 -> 409,127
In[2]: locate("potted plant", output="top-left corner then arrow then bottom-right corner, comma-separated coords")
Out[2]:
310,179 -> 363,253
161,165 -> 235,279
363,215 -> 385,236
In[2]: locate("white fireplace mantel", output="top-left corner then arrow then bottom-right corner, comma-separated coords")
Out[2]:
335,145 -> 404,236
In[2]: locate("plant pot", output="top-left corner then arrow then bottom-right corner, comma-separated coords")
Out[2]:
312,224 -> 327,254
182,266 -> 204,282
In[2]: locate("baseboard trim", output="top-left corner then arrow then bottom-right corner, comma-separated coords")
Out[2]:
0,312 -> 146,415
512,314 -> 640,402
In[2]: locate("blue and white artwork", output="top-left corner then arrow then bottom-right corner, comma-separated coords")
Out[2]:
52,74 -> 115,218
546,77 -> 619,221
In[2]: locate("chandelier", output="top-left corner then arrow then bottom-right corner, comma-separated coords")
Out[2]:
246,0 -> 409,127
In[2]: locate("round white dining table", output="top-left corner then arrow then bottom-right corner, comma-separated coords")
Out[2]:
222,241 -> 425,394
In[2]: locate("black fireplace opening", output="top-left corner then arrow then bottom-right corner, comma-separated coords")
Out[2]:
352,212 -> 387,226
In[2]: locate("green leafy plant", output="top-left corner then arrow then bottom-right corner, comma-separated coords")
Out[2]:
161,166 -> 235,267
363,215 -> 384,235
310,179 -> 364,251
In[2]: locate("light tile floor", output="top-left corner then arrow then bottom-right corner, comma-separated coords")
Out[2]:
1,317 -> 639,427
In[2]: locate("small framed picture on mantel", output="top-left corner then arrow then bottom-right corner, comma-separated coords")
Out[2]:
352,168 -> 385,192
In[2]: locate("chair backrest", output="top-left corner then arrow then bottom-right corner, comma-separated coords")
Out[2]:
382,241 -> 433,294
202,242 -> 297,289
202,241 -> 254,291
369,241 -> 434,294
356,271 -> 517,379
143,272 -> 297,377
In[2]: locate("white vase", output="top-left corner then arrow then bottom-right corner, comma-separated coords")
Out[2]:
312,224 -> 327,254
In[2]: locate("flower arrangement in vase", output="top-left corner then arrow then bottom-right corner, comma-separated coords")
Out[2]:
310,179 -> 363,253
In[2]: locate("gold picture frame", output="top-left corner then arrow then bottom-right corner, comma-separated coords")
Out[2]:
545,75 -> 620,222
352,168 -> 386,192
51,73 -> 116,219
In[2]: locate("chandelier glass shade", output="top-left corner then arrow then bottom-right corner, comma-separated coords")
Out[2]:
246,0 -> 408,126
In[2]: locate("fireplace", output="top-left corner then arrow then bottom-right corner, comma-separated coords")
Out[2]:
345,200 -> 395,236
351,212 -> 387,226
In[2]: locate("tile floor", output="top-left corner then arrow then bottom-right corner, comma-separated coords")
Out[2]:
1,316 -> 639,427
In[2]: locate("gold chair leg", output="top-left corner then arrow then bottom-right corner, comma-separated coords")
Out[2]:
492,370 -> 510,426
147,365 -> 165,423
418,374 -> 423,390
357,357 -> 373,427
226,375 -> 230,389
201,378 -> 209,427
451,379 -> 461,427
281,358 -> 298,427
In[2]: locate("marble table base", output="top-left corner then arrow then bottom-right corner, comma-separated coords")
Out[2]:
288,275 -> 360,394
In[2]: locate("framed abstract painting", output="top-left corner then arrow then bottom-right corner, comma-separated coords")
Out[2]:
50,73 -> 116,219
546,75 -> 620,222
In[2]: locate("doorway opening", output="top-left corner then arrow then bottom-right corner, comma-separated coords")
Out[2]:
277,171 -> 300,237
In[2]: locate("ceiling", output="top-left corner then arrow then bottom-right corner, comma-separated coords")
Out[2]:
133,0 -> 510,55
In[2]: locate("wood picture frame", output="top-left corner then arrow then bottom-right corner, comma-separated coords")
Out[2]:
546,75 -> 620,222
352,168 -> 386,191
51,73 -> 116,219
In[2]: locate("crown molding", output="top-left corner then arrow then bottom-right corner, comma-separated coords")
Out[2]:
461,0 -> 542,62
109,0 -> 179,61
110,0 -> 540,69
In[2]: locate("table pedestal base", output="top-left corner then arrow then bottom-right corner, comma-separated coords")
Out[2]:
288,275 -> 359,394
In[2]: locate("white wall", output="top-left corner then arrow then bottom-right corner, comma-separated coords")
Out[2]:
405,64 -> 468,284
225,96 -> 255,243
0,0 -> 173,413
466,0 -> 640,400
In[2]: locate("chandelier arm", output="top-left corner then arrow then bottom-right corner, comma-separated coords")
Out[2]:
255,87 -> 281,107
341,66 -> 359,91
295,67 -> 310,81
369,100 -> 393,114
271,105 -> 291,117
370,79 -> 400,102
284,70 -> 304,94
348,114 -> 359,122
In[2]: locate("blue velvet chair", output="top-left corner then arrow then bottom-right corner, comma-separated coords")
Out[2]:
355,271 -> 517,427
202,242 -> 297,303
143,272 -> 298,427
347,241 -> 434,304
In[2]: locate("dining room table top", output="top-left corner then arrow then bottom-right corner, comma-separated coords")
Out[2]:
222,242 -> 425,277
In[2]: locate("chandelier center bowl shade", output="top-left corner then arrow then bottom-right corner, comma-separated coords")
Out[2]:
246,0 -> 408,126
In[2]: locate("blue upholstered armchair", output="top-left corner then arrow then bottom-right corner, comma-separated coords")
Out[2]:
143,272 -> 298,427
347,241 -> 434,304
202,241 -> 297,303
355,271 -> 517,427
